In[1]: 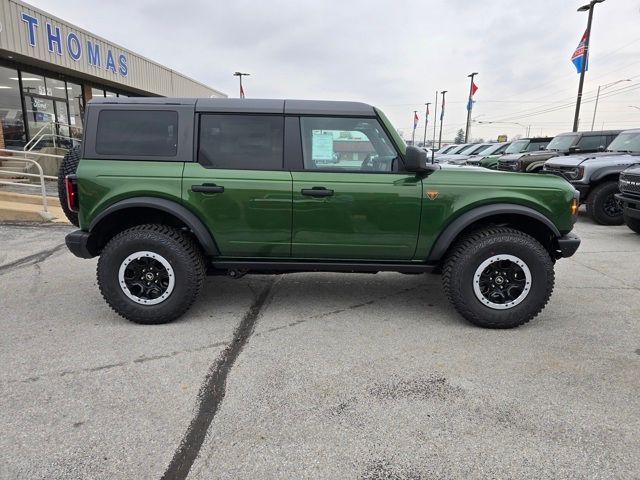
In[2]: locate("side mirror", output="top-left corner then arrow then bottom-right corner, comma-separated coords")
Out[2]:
598,145 -> 606,152
568,146 -> 581,153
404,145 -> 431,172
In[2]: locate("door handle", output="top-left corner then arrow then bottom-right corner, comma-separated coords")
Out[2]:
191,184 -> 224,193
301,187 -> 334,197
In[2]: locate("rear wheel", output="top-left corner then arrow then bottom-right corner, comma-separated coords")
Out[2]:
624,214 -> 640,234
442,227 -> 555,328
97,224 -> 205,324
57,147 -> 81,227
586,181 -> 624,225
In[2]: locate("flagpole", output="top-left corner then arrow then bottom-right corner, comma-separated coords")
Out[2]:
464,72 -> 478,142
573,1 -> 604,132
431,91 -> 438,163
233,71 -> 250,98
423,103 -> 431,147
438,90 -> 447,149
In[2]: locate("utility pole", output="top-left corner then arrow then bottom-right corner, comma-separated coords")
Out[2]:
573,0 -> 605,132
438,90 -> 447,149
422,102 -> 431,147
464,72 -> 478,142
233,71 -> 250,98
431,91 -> 438,163
590,79 -> 630,130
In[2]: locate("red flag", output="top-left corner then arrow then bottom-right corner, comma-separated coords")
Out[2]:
471,80 -> 478,96
413,111 -> 419,130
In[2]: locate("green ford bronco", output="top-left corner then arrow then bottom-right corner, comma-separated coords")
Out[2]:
61,98 -> 580,328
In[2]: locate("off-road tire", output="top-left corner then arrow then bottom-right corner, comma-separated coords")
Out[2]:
624,214 -> 640,234
97,224 -> 205,324
586,181 -> 624,225
57,146 -> 80,226
442,227 -> 555,329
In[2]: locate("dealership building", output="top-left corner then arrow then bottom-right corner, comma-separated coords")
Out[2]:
0,0 -> 226,151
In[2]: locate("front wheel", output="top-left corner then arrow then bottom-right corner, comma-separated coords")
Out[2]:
586,181 -> 624,225
97,224 -> 205,324
442,227 -> 555,328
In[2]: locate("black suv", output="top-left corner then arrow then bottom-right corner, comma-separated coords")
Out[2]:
496,137 -> 553,171
617,164 -> 640,233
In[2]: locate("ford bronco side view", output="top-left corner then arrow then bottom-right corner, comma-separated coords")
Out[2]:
62,98 -> 580,329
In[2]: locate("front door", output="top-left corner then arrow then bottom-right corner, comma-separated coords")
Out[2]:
183,114 -> 292,258
291,116 -> 423,260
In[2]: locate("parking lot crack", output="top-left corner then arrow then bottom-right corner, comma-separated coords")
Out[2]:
0,243 -> 65,276
160,278 -> 277,480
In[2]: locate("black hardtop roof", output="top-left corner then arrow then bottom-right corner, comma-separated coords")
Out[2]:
88,97 -> 376,116
554,129 -> 623,137
517,137 -> 554,141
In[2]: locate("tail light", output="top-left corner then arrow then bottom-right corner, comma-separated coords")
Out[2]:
65,175 -> 78,212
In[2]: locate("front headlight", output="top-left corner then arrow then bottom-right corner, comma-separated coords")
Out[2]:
566,166 -> 584,180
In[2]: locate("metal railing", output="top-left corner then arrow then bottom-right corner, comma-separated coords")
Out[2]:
0,148 -> 62,220
23,121 -> 81,152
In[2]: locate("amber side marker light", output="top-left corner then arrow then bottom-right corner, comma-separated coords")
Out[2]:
570,198 -> 578,216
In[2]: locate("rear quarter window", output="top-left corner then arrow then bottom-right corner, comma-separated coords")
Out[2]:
95,110 -> 178,156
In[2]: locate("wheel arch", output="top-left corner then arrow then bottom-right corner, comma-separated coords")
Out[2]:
88,197 -> 219,256
590,166 -> 625,184
427,204 -> 561,263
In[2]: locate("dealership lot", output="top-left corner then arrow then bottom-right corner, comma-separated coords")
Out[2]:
1,217 -> 638,479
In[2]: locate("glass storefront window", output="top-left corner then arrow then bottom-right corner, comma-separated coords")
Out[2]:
91,88 -> 105,99
67,82 -> 84,140
20,72 -> 47,97
105,90 -> 117,98
0,66 -> 27,149
46,76 -> 68,99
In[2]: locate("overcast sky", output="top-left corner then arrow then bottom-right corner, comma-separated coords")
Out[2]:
28,0 -> 640,142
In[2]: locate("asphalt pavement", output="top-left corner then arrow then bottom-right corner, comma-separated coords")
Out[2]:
1,216 -> 638,479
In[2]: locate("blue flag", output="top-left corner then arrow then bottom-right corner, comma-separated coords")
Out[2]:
571,31 -> 589,73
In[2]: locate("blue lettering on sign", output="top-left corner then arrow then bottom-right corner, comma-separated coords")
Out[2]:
21,13 -> 39,46
46,22 -> 62,55
118,54 -> 128,77
87,41 -> 101,68
67,32 -> 81,61
20,11 -> 129,78
105,49 -> 116,73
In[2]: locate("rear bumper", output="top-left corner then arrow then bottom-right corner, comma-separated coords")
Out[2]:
65,230 -> 98,259
615,193 -> 640,220
556,232 -> 581,258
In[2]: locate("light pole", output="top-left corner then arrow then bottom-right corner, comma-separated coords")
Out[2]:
233,71 -> 250,98
591,79 -> 631,130
464,72 -> 478,142
431,91 -> 438,163
573,0 -> 605,132
438,90 -> 447,149
422,102 -> 431,147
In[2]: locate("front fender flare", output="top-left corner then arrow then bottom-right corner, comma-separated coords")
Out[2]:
89,196 -> 219,256
426,203 -> 561,262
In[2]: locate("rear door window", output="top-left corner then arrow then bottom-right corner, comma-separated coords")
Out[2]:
577,135 -> 607,151
96,110 -> 178,156
198,115 -> 284,170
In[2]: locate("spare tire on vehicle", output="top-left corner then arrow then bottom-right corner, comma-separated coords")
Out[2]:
57,146 -> 81,227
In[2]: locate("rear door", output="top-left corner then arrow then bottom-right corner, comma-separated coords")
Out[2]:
289,116 -> 423,260
182,114 -> 292,257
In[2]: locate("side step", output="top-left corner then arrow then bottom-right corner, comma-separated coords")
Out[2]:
210,260 -> 437,274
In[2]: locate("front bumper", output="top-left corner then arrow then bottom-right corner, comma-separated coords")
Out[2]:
615,192 -> 640,220
65,230 -> 98,259
556,232 -> 581,258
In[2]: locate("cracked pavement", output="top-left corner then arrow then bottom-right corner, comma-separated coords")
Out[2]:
1,216 -> 639,479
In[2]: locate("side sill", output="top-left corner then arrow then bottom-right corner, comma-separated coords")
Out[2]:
209,260 -> 437,274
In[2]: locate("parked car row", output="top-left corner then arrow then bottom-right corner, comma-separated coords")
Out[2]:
449,129 -> 640,231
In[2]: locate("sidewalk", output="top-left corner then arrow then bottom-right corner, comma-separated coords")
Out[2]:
0,191 -> 69,223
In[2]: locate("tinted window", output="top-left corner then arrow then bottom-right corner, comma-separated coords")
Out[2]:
300,117 -> 397,172
198,115 -> 283,170
525,140 -> 550,152
577,135 -> 606,151
96,110 -> 178,156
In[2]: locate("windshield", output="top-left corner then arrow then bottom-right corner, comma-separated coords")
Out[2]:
438,145 -> 457,154
448,144 -> 469,154
505,140 -> 529,154
458,144 -> 479,154
607,131 -> 640,153
478,144 -> 498,155
546,134 -> 578,151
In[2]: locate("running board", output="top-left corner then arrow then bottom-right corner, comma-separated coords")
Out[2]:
210,260 -> 437,274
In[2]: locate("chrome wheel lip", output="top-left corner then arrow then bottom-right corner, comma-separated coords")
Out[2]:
473,254 -> 532,310
118,251 -> 175,306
